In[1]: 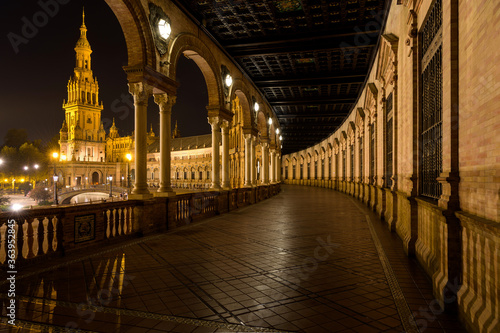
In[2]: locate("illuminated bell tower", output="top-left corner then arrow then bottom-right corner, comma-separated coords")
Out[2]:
59,9 -> 106,162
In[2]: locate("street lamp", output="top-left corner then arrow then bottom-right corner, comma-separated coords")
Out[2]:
108,176 -> 113,198
126,153 -> 132,194
53,175 -> 59,205
52,152 -> 59,205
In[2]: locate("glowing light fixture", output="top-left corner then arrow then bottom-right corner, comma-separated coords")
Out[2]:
279,135 -> 283,141
225,74 -> 233,88
12,204 -> 23,211
268,118 -> 273,125
52,152 -> 59,159
254,102 -> 259,112
276,128 -> 280,135
126,153 -> 132,161
158,19 -> 171,39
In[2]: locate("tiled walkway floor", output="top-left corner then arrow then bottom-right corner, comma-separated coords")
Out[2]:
1,185 -> 467,332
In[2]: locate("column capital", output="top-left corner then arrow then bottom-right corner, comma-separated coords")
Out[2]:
154,93 -> 176,111
208,116 -> 221,129
128,82 -> 153,106
220,119 -> 230,132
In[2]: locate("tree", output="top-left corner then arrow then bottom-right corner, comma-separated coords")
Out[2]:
43,134 -> 60,155
18,182 -> 31,196
0,193 -> 10,206
3,128 -> 28,149
30,186 -> 51,203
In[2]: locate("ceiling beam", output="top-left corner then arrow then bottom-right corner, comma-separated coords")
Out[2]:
277,114 -> 348,119
269,97 -> 356,106
223,30 -> 380,49
256,74 -> 366,87
227,34 -> 378,58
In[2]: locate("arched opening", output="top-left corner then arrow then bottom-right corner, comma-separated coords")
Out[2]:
92,171 -> 99,184
170,55 -> 211,137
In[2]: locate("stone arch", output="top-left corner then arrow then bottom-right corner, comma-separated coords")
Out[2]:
232,87 -> 254,130
256,111 -> 269,139
89,170 -> 103,184
103,0 -> 155,67
169,33 -> 223,108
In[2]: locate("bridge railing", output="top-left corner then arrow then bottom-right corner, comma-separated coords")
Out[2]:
0,184 -> 281,268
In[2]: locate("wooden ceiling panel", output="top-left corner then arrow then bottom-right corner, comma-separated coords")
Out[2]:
173,0 -> 390,155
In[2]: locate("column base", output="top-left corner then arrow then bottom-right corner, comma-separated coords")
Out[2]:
128,193 -> 154,200
154,191 -> 176,197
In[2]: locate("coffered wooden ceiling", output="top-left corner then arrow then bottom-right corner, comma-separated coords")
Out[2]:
172,0 -> 391,155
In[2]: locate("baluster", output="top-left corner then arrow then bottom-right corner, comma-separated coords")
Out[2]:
129,206 -> 134,234
112,209 -> 117,237
0,223 -> 6,265
43,218 -> 50,255
118,208 -> 123,235
106,210 -> 111,239
37,218 -> 45,256
51,217 -> 59,253
31,218 -> 40,258
15,221 -> 23,263
123,207 -> 128,235
22,219 -> 31,259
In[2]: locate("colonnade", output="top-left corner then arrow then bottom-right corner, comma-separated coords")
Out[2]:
127,82 -> 281,199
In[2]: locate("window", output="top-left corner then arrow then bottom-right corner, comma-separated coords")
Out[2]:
335,154 -> 338,180
300,164 -> 303,179
321,159 -> 325,180
207,171 -> 210,180
386,93 -> 393,187
421,0 -> 443,199
342,150 -> 346,181
328,156 -> 331,179
184,171 -> 187,179
307,162 -> 311,179
359,137 -> 363,181
293,165 -> 296,179
314,161 -> 318,179
370,123 -> 375,184
199,171 -> 203,180
191,171 -> 195,180
350,144 -> 354,180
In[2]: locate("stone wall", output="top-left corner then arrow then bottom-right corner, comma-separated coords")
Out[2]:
282,1 -> 500,332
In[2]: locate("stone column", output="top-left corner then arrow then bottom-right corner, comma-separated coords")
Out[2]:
244,134 -> 252,187
208,117 -> 221,190
262,142 -> 269,184
154,93 -> 176,196
128,82 -> 152,199
270,150 -> 276,183
251,137 -> 257,186
277,155 -> 281,182
221,120 -> 230,190
326,154 -> 331,180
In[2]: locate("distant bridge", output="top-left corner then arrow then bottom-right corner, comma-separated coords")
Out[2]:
59,186 -> 128,204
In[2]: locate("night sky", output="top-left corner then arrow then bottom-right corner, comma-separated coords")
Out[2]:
0,0 -> 210,147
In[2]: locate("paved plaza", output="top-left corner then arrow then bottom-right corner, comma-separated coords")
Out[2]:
1,185 -> 466,332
